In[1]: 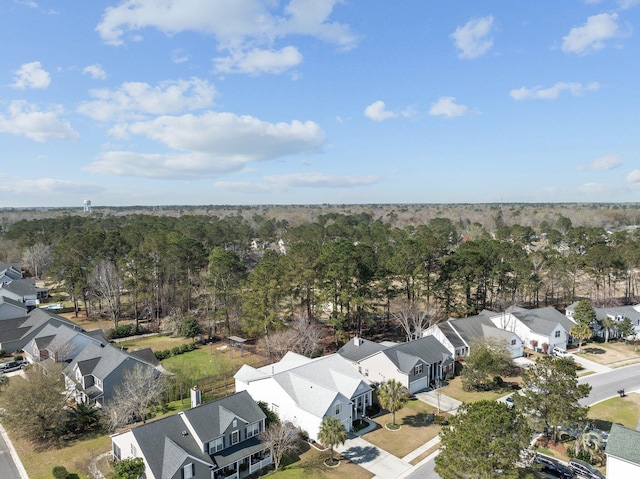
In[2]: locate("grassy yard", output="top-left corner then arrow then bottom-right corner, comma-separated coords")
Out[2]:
438,376 -> 521,404
588,392 -> 640,430
364,398 -> 443,458
574,341 -> 640,365
161,341 -> 268,376
9,400 -> 193,479
270,442 -> 373,479
118,333 -> 193,351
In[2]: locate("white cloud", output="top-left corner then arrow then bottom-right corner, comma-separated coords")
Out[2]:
0,178 -> 103,195
86,111 -> 325,178
577,182 -> 610,194
77,78 -> 216,121
214,46 -> 303,75
618,0 -> 640,9
451,16 -> 494,59
0,101 -> 79,142
429,97 -> 468,118
96,0 -> 356,74
16,1 -> 38,8
83,64 -> 106,80
11,61 -> 51,89
363,101 -> 414,122
578,154 -> 622,170
215,172 -> 380,193
510,81 -> 600,100
627,170 -> 640,182
364,101 -> 397,121
171,49 -> 189,64
562,13 -> 620,55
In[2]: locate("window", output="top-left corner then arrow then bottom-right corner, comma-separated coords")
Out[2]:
232,419 -> 237,428
334,403 -> 342,416
208,436 -> 224,453
555,330 -> 561,338
231,430 -> 239,445
182,463 -> 195,479
414,364 -> 423,375
511,339 -> 517,345
364,369 -> 369,377
247,422 -> 260,438
112,443 -> 121,460
271,403 -> 279,415
130,444 -> 137,456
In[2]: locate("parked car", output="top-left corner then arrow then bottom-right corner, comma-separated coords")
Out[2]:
0,360 -> 26,373
567,458 -> 605,479
534,454 -> 575,479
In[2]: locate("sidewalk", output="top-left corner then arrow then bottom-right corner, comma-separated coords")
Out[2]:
570,353 -> 611,374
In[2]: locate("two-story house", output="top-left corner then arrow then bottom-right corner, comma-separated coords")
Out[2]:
338,336 -> 454,393
235,352 -> 372,441
111,390 -> 272,479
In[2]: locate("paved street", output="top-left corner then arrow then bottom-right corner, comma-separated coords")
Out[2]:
0,425 -> 28,479
579,362 -> 640,406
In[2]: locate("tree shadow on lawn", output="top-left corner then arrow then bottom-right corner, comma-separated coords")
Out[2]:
402,413 -> 434,428
338,445 -> 380,465
583,347 -> 606,355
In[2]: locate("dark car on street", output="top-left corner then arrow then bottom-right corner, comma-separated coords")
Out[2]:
534,454 -> 576,479
0,360 -> 26,374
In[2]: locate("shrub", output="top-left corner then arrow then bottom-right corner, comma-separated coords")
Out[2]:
13,353 -> 23,361
171,346 -> 181,356
107,324 -> 134,339
53,465 -> 69,479
434,415 -> 449,426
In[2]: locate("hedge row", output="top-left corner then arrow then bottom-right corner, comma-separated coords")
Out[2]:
154,342 -> 197,360
106,324 -> 148,339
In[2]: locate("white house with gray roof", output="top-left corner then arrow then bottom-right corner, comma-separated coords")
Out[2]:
566,301 -> 640,339
111,390 -> 271,479
424,310 -> 524,359
606,423 -> 640,478
338,336 -> 454,393
489,306 -> 575,353
234,352 -> 372,441
0,263 -> 22,284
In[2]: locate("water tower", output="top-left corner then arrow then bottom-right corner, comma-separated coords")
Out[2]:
83,199 -> 92,213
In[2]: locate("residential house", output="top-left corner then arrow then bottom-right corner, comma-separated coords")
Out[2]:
0,263 -> 22,284
0,278 -> 48,307
0,307 -> 82,353
488,306 -> 574,353
22,322 -> 107,363
566,302 -> 640,339
111,390 -> 272,479
0,296 -> 28,320
338,336 -> 454,393
424,310 -> 524,359
235,352 -> 372,441
605,424 -> 640,478
64,341 -> 161,407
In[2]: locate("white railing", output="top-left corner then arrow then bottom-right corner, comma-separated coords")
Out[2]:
249,456 -> 272,474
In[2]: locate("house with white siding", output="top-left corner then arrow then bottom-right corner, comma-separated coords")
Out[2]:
234,352 -> 372,441
606,424 -> 640,478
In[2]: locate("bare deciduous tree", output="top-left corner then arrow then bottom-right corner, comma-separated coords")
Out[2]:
260,314 -> 323,360
259,421 -> 301,470
22,242 -> 51,278
104,364 -> 165,431
391,302 -> 442,341
89,259 -> 123,327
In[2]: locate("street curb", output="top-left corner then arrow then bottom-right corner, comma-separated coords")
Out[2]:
0,424 -> 29,479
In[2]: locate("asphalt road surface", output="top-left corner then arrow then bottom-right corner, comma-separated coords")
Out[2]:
408,362 -> 640,479
0,427 -> 23,479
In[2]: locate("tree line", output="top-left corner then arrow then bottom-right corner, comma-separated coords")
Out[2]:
3,211 -> 640,346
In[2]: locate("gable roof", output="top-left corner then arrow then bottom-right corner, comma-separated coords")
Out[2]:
0,296 -> 27,312
507,306 -> 574,335
337,337 -> 388,362
448,312 -> 515,345
238,353 -> 372,419
120,390 -> 265,478
380,336 -> 452,374
0,278 -> 39,297
436,321 -> 467,349
606,423 -> 640,465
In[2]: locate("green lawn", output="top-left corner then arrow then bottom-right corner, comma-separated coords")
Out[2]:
438,376 -> 521,404
118,334 -> 192,351
588,392 -> 640,430
270,442 -> 373,479
364,398 -> 443,458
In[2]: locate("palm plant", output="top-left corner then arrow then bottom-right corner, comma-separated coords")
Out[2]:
599,316 -> 615,343
318,416 -> 347,465
377,379 -> 409,426
571,322 -> 592,353
572,424 -> 606,465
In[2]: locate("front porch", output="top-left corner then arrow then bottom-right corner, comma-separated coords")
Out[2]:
212,437 -> 272,479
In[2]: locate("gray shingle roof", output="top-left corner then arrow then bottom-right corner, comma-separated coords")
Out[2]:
337,337 -> 388,362
508,306 -> 573,335
124,391 -> 266,479
0,296 -> 27,310
449,313 -> 514,344
606,423 -> 640,465
381,336 -> 452,373
437,322 -> 466,349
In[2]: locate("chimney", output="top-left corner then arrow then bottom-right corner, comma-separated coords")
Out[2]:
190,386 -> 201,408
353,336 -> 361,347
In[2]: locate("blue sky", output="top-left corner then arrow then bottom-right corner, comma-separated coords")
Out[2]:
1,0 -> 639,207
